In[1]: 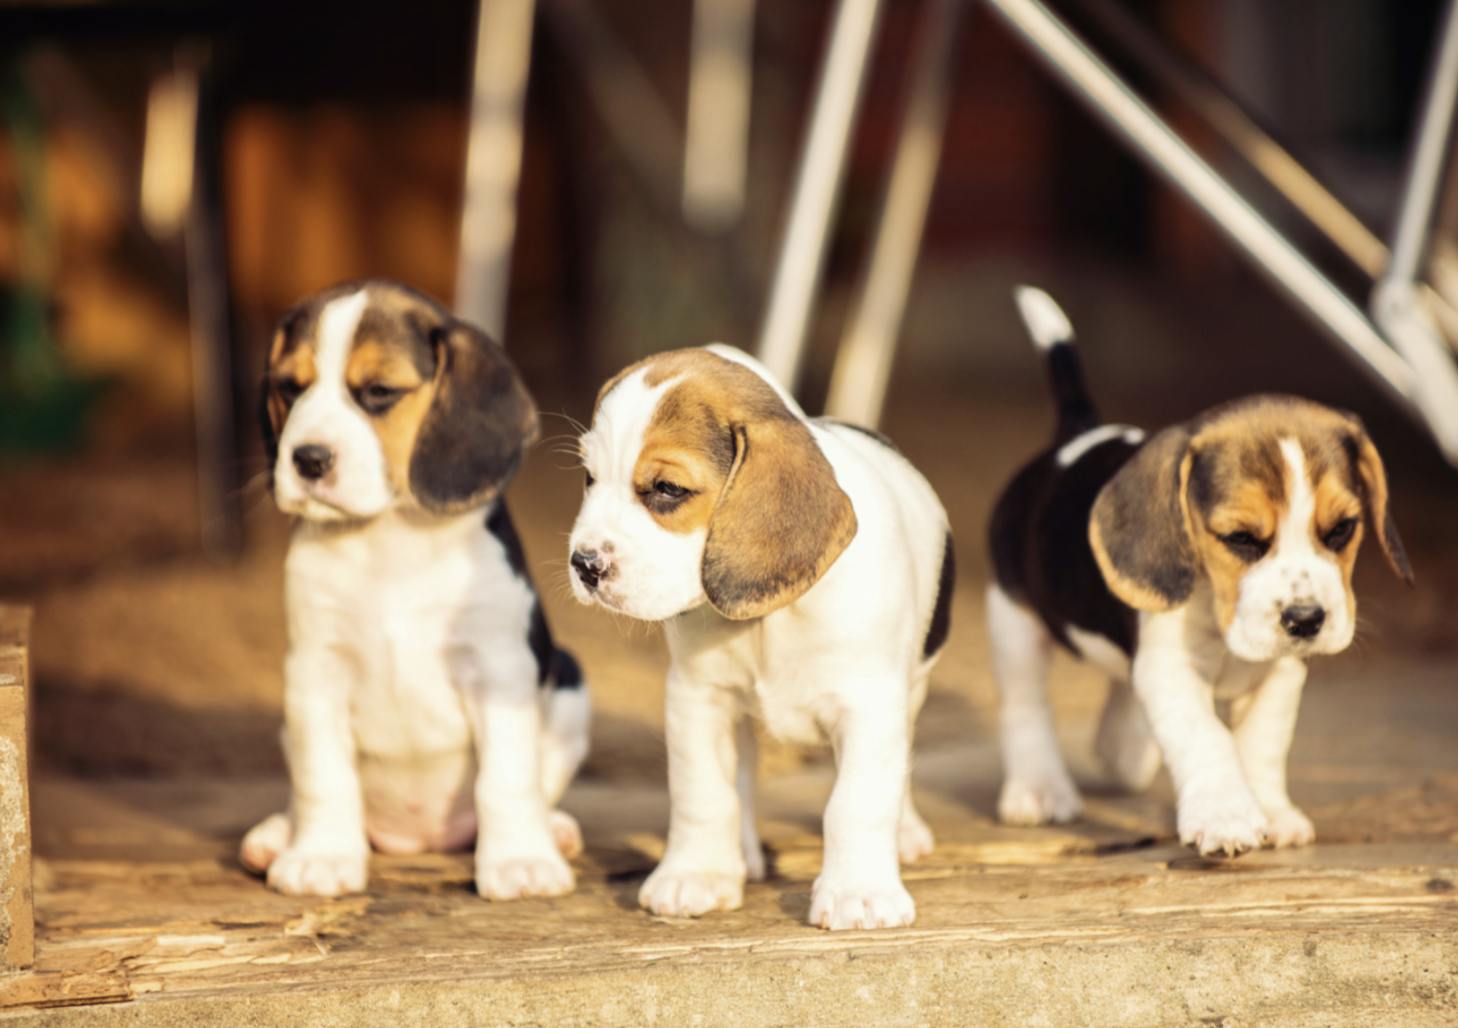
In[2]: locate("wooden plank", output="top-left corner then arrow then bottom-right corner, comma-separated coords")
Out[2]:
0,606 -> 33,971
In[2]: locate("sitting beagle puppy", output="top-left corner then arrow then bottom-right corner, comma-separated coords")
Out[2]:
988,288 -> 1411,856
239,279 -> 590,900
567,345 -> 954,931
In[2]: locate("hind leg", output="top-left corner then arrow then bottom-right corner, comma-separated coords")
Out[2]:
736,718 -> 766,882
539,682 -> 591,860
1095,677 -> 1162,792
899,669 -> 935,864
987,586 -> 1083,825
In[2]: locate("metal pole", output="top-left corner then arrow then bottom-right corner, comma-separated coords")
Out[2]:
1076,0 -> 1387,280
1370,0 -> 1458,461
1384,0 -> 1458,286
455,0 -> 537,339
825,0 -> 963,427
756,0 -> 884,392
981,0 -> 1419,417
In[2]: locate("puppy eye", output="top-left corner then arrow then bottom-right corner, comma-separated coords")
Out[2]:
275,378 -> 305,404
653,480 -> 688,499
355,383 -> 405,415
584,471 -> 595,490
1322,516 -> 1359,551
1218,529 -> 1270,562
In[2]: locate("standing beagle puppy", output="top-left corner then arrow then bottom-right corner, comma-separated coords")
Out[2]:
988,288 -> 1411,856
568,345 -> 954,930
240,280 -> 590,900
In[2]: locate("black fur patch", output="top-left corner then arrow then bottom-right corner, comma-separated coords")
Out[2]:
923,532 -> 955,658
815,417 -> 900,453
410,322 -> 537,514
485,502 -> 581,689
989,433 -> 1142,656
1090,426 -> 1199,609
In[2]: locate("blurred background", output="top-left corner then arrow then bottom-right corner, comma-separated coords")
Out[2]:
0,0 -> 1454,792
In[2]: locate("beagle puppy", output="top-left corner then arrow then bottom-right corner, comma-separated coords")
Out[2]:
239,280 -> 590,900
988,288 -> 1411,856
567,345 -> 954,931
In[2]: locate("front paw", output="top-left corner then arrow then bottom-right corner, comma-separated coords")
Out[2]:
639,865 -> 744,918
809,874 -> 916,931
549,810 -> 584,860
266,845 -> 368,897
1264,804 -> 1315,848
1178,786 -> 1269,857
476,849 -> 575,900
997,773 -> 1083,826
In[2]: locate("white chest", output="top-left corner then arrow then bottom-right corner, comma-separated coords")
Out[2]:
285,510 -> 535,758
666,611 -> 836,747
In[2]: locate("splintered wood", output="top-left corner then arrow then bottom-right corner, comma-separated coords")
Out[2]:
0,606 -> 33,972
1,770 -> 1456,1020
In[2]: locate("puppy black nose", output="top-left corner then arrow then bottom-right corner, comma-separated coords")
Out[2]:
1281,604 -> 1325,639
292,444 -> 334,481
571,548 -> 603,590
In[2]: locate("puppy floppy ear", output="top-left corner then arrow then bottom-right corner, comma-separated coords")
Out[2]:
1089,425 -> 1199,611
258,375 -> 281,469
1344,419 -> 1413,584
409,319 -> 540,514
701,416 -> 857,620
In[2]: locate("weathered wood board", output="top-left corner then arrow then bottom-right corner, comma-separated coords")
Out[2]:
1,765 -> 1456,1024
0,607 -> 33,972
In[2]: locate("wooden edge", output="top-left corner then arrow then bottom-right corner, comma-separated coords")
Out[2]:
0,605 -> 33,971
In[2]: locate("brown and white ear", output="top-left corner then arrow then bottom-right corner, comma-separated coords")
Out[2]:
1345,419 -> 1413,584
701,416 -> 857,620
409,319 -> 539,514
1089,425 -> 1199,611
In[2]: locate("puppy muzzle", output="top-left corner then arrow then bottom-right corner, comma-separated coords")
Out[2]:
570,548 -> 609,591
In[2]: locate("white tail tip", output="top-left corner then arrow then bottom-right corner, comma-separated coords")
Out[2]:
1013,286 -> 1074,351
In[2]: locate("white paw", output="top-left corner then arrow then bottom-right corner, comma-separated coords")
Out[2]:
898,811 -> 936,864
240,812 -> 291,874
1263,805 -> 1316,848
809,875 -> 916,931
476,850 -> 575,900
266,845 -> 368,897
549,810 -> 584,860
639,866 -> 744,918
1178,787 -> 1269,857
998,774 -> 1083,826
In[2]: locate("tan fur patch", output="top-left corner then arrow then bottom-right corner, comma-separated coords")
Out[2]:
1182,398 -> 1366,632
263,335 -> 317,440
1090,394 -> 1404,624
346,337 -> 433,496
620,349 -> 857,619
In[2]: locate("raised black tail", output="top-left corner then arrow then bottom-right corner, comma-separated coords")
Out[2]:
1013,286 -> 1099,442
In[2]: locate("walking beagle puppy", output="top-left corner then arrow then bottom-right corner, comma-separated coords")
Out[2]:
988,288 -> 1411,856
240,280 -> 590,899
567,345 -> 953,930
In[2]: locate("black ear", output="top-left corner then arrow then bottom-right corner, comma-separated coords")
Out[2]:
1343,418 -> 1414,585
1089,425 -> 1199,611
409,320 -> 540,514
